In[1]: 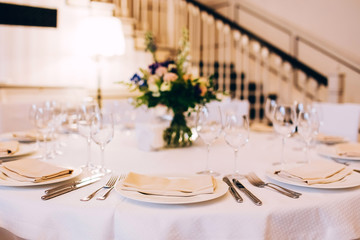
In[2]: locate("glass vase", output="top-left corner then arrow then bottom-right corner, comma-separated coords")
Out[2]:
163,111 -> 192,148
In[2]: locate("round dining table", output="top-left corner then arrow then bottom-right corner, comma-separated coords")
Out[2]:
0,128 -> 360,240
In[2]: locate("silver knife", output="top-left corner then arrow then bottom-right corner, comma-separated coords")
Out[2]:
233,179 -> 262,206
41,177 -> 102,200
44,173 -> 104,195
222,176 -> 243,203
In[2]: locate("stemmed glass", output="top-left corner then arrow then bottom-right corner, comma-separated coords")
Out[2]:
265,98 -> 277,125
91,111 -> 114,174
77,101 -> 99,171
196,105 -> 223,176
272,104 -> 297,167
34,104 -> 55,161
297,107 -> 320,164
224,113 -> 249,178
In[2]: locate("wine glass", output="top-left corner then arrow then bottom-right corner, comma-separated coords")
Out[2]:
91,111 -> 114,174
297,108 -> 320,164
77,101 -> 99,171
196,105 -> 223,176
224,113 -> 249,178
34,104 -> 55,161
272,104 -> 297,167
265,98 -> 277,125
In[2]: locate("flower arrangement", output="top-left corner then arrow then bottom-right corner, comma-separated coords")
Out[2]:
126,29 -> 218,147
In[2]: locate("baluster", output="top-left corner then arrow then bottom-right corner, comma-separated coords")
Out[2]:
133,0 -> 140,22
121,0 -> 129,17
152,0 -> 159,37
194,7 -> 201,76
252,41 -> 261,121
141,0 -> 148,31
283,62 -> 293,104
201,12 -> 209,77
208,16 -> 215,77
223,25 -> 231,94
159,0 -> 167,46
274,55 -> 283,103
260,47 -> 269,123
241,35 -> 249,101
167,0 -> 175,48
233,30 -> 242,99
217,20 -> 224,92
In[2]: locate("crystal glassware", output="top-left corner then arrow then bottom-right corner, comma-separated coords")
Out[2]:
297,107 -> 320,164
224,113 -> 249,178
91,111 -> 114,174
272,104 -> 297,167
265,98 -> 277,125
196,105 -> 223,176
34,104 -> 55,161
77,101 -> 99,171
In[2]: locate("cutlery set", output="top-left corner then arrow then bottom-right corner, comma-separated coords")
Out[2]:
223,173 -> 302,205
41,174 -> 125,201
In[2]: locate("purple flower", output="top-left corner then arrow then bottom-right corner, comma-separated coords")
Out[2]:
160,60 -> 175,68
130,73 -> 141,83
149,62 -> 160,74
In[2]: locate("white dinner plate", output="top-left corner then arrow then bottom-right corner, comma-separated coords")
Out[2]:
317,145 -> 360,161
0,167 -> 82,187
0,143 -> 38,160
115,178 -> 228,204
266,166 -> 360,189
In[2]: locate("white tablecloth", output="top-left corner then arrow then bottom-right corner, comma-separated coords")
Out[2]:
0,130 -> 360,240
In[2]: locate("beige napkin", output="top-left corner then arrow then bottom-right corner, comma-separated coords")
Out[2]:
0,141 -> 19,157
0,158 -> 73,183
250,123 -> 273,133
336,143 -> 360,157
119,172 -> 217,197
12,130 -> 51,142
316,133 -> 344,143
277,161 -> 352,185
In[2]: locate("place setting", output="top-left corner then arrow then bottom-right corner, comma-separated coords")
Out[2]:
0,140 -> 38,161
0,158 -> 82,187
114,172 -> 228,205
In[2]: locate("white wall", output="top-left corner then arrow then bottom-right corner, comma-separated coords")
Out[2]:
0,0 -> 152,102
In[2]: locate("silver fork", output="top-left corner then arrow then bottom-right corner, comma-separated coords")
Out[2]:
97,174 -> 126,200
246,172 -> 301,199
81,175 -> 118,201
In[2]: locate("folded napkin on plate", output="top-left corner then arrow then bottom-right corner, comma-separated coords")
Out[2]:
250,123 -> 273,133
277,161 -> 352,185
12,130 -> 51,142
0,141 -> 19,157
119,172 -> 217,197
316,133 -> 344,143
0,158 -> 73,183
335,143 -> 360,157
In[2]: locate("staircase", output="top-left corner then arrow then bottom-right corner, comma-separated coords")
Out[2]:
109,0 -> 331,122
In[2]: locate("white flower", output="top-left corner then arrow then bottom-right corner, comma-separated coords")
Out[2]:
148,75 -> 159,85
160,82 -> 171,91
148,82 -> 159,93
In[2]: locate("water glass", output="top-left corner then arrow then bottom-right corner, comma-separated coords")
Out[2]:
224,113 -> 249,178
91,111 -> 114,174
297,108 -> 320,163
196,105 -> 223,176
34,105 -> 55,161
77,101 -> 99,171
272,104 -> 297,167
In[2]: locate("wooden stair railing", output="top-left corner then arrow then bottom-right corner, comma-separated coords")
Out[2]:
110,0 -> 328,122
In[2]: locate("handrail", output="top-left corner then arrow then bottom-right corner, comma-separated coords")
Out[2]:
297,36 -> 360,75
185,0 -> 328,86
